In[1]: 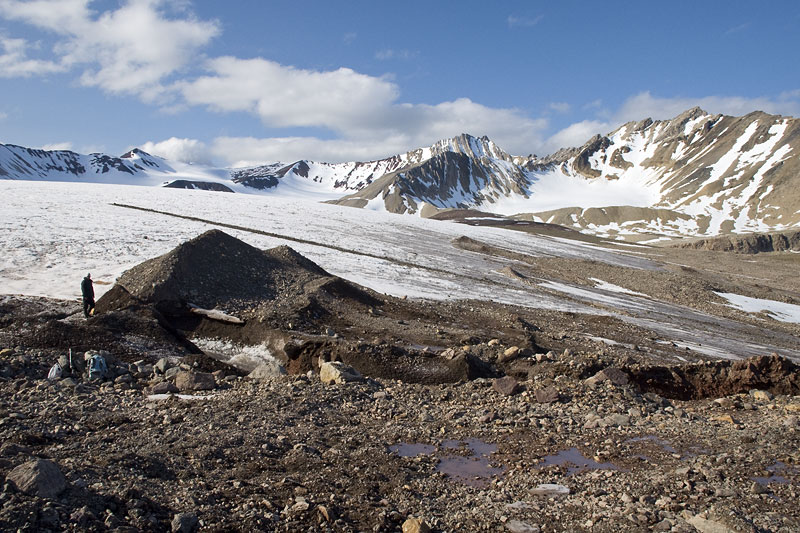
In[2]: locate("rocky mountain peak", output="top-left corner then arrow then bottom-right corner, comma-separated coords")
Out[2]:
428,133 -> 512,162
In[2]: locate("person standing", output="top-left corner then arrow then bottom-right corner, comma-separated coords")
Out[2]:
81,273 -> 95,318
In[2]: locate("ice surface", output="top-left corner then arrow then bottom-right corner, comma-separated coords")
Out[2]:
1,180 -> 798,362
715,292 -> 800,324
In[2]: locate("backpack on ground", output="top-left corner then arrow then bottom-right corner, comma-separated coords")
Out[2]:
87,354 -> 108,381
47,363 -> 63,381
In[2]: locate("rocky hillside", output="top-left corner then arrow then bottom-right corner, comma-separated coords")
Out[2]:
3,108 -> 799,239
529,108 -> 800,239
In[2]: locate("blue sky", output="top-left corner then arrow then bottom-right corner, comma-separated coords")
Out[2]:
1,0 -> 798,166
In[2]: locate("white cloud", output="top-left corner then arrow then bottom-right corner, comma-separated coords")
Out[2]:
201,96 -> 547,165
0,36 -> 64,77
507,15 -> 543,28
548,102 -> 571,114
375,48 -> 416,61
140,137 -> 211,165
40,142 -> 73,151
616,91 -> 800,122
0,111 -> 7,120
178,56 -> 548,162
543,90 -> 800,153
542,120 -> 610,154
179,57 -> 399,132
0,0 -> 219,101
343,32 -> 357,44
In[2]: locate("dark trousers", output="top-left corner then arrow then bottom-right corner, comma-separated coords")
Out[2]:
83,298 -> 95,317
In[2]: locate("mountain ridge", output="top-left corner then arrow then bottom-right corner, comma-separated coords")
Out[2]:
2,107 -> 798,240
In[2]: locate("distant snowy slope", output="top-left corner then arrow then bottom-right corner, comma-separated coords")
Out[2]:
3,107 -> 799,239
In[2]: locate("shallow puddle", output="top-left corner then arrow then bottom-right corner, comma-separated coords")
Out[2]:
390,438 -> 505,487
537,447 -> 618,475
752,462 -> 796,486
626,435 -> 709,460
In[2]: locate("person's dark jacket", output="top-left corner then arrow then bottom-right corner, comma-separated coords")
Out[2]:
81,276 -> 94,301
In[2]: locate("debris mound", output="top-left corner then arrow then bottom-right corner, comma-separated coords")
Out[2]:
101,229 -> 333,311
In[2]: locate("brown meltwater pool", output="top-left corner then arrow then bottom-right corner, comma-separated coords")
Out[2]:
537,447 -> 618,475
389,438 -> 505,487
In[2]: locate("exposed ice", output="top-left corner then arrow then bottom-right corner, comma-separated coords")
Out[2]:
715,292 -> 800,324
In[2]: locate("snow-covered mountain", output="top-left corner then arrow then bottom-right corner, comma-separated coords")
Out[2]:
0,145 -> 169,182
525,108 -> 800,239
2,107 -> 798,239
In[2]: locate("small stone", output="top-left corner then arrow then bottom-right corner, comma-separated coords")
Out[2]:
319,361 -> 364,385
714,487 -> 736,497
154,358 -> 170,374
499,346 -> 520,363
531,483 -> 569,497
506,519 -> 540,533
0,348 -> 13,357
750,389 -> 774,401
784,415 -> 800,428
713,414 -> 736,425
534,387 -> 558,404
171,512 -> 199,533
493,376 -> 520,396
713,398 -> 735,408
6,458 -> 66,498
585,367 -> 629,387
402,517 -> 432,533
652,519 -> 673,532
750,482 -> 769,495
488,339 -> 501,346
317,504 -> 334,522
602,414 -> 630,427
687,516 -> 739,533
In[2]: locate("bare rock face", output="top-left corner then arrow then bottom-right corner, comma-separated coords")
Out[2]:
628,353 -> 800,400
674,230 -> 800,254
6,458 -> 66,498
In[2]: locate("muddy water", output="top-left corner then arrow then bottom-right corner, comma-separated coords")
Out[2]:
390,438 -> 505,487
537,447 -> 618,474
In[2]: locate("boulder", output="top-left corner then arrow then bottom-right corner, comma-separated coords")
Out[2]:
319,361 -> 364,385
175,371 -> 216,391
248,360 -> 287,381
402,517 -> 432,533
585,367 -> 629,387
6,458 -> 66,498
171,512 -> 199,533
149,382 -> 179,394
493,376 -> 520,396
534,387 -> 559,404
